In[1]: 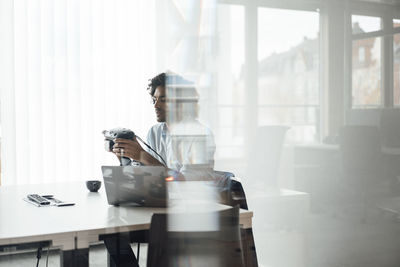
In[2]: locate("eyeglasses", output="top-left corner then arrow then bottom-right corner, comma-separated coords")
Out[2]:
151,96 -> 166,104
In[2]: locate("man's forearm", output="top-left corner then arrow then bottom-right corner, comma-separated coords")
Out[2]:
139,150 -> 164,166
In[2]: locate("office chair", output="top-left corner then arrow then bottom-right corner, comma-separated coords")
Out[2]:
247,125 -> 289,189
379,109 -> 400,193
338,125 -> 392,221
380,108 -> 400,148
213,171 -> 248,210
147,206 -> 244,267
212,171 -> 259,266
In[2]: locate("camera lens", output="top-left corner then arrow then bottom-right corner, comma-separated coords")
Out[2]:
104,140 -> 114,152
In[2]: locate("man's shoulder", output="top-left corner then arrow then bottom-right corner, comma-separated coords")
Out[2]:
148,122 -> 166,134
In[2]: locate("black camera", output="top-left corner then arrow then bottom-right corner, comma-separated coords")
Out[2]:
103,128 -> 135,166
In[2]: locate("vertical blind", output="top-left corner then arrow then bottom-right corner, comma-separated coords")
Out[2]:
0,0 -> 158,185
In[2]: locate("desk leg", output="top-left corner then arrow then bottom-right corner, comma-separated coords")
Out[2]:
241,228 -> 258,267
60,248 -> 89,267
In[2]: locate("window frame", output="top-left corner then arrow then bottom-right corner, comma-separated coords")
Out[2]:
346,7 -> 400,109
217,0 -> 400,143
218,0 -> 323,144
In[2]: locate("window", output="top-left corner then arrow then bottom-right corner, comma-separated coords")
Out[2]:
352,15 -> 382,33
0,0 -> 157,184
350,14 -> 400,108
358,46 -> 365,63
394,19 -> 400,28
215,4 -> 245,159
257,8 -> 320,143
352,37 -> 382,107
351,15 -> 383,108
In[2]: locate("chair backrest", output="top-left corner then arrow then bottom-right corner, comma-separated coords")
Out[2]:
346,108 -> 381,127
380,108 -> 400,148
212,171 -> 248,210
339,125 -> 382,176
247,125 -> 290,187
147,206 -> 244,267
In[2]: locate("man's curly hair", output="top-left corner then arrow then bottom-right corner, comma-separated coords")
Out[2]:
147,73 -> 166,96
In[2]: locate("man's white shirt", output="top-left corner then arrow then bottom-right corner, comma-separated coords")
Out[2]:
145,121 -> 215,174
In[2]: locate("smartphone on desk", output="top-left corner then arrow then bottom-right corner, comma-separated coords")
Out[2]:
43,196 -> 75,207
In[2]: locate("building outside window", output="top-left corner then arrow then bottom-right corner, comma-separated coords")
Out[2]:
257,8 -> 320,143
351,16 -> 382,107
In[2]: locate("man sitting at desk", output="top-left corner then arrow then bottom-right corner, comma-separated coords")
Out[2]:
103,72 -> 218,266
110,71 -> 216,179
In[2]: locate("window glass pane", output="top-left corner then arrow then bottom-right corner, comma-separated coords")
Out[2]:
217,107 -> 245,127
258,7 -> 319,143
215,145 -> 244,159
352,37 -> 382,107
394,34 -> 400,105
352,15 -> 382,34
215,127 -> 245,147
217,4 -> 245,106
394,19 -> 400,28
258,106 -> 319,143
215,4 -> 245,160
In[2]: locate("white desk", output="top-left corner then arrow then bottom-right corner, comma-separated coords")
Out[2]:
0,181 -> 253,267
247,188 -> 309,267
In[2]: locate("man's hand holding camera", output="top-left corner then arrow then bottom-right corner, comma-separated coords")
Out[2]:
103,127 -> 163,166
112,138 -> 163,166
112,138 -> 144,161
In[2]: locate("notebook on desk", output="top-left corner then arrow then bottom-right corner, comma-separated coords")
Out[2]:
101,165 -> 168,207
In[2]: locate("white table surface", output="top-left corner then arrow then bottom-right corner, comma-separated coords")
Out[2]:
0,181 -> 253,250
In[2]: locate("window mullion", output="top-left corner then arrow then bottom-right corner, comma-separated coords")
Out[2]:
383,16 -> 394,107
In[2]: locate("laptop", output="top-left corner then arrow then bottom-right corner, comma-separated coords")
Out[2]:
101,165 -> 168,207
